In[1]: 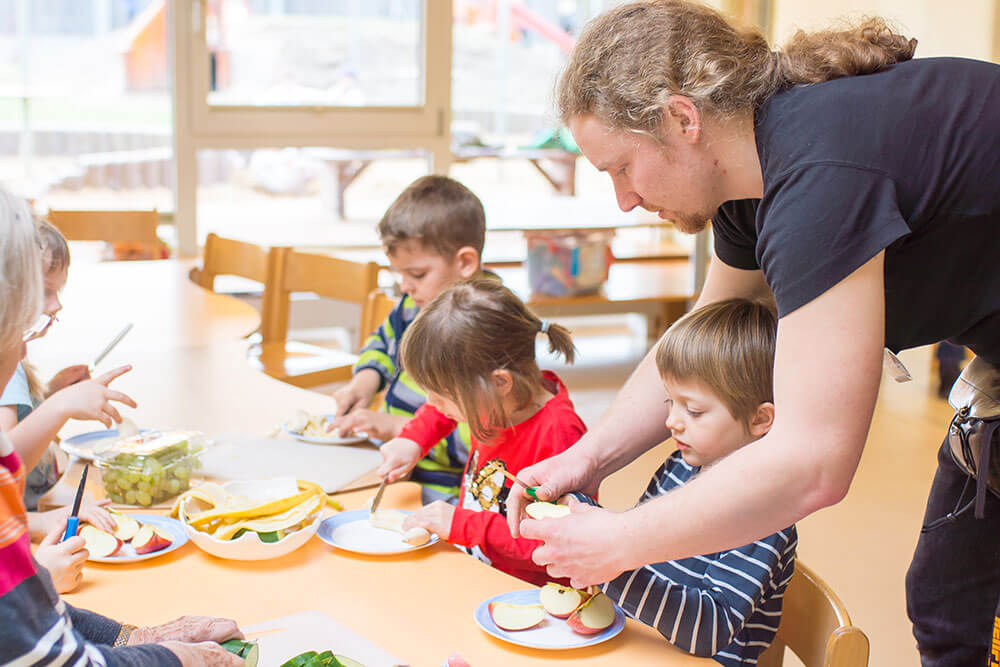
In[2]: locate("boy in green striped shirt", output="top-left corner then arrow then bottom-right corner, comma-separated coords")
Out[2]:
332,175 -> 487,503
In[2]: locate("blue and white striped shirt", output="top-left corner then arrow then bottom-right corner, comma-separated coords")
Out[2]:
601,452 -> 797,665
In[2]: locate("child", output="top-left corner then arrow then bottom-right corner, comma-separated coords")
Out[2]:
332,175 -> 488,503
377,279 -> 587,586
0,218 -> 135,592
568,299 -> 796,665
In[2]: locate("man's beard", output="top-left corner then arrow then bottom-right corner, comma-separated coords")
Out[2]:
667,210 -> 712,234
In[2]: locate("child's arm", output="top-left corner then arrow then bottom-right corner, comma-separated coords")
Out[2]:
601,525 -> 797,658
8,366 -> 136,471
335,300 -> 412,418
376,405 -> 458,481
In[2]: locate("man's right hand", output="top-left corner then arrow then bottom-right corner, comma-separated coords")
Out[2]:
506,444 -> 602,538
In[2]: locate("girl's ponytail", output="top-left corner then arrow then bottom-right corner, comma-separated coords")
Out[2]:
540,321 -> 576,365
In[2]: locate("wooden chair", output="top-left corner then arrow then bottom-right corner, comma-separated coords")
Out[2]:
360,289 -> 398,345
250,247 -> 380,388
47,209 -> 161,244
757,560 -> 870,667
190,233 -> 271,291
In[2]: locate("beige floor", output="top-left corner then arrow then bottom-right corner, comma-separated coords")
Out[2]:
533,326 -> 952,667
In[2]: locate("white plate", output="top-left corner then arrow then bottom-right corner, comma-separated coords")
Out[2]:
60,428 -> 153,461
316,509 -> 439,555
87,514 -> 188,563
474,589 -> 626,650
282,414 -> 368,446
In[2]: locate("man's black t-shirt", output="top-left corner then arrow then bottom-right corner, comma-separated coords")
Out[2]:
712,57 -> 1000,365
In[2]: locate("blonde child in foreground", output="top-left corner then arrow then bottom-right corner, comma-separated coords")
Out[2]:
377,279 -> 587,586
557,299 -> 796,665
332,175 -> 488,503
0,219 -> 135,592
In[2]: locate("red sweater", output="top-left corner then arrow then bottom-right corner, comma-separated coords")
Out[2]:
398,371 -> 586,586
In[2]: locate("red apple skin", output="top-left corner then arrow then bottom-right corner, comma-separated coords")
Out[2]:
132,525 -> 173,554
566,593 -> 616,635
81,525 -> 123,558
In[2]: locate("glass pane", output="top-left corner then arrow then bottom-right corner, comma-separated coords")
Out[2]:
207,0 -> 424,108
0,0 -> 172,203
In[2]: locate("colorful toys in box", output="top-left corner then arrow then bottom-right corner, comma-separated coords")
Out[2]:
525,230 -> 614,297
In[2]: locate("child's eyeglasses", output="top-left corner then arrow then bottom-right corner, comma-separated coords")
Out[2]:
22,313 -> 57,342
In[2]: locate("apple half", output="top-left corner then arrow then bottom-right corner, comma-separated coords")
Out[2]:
525,501 -> 570,520
539,582 -> 590,618
80,525 -> 123,558
566,591 -> 617,635
488,601 -> 546,631
110,512 -> 140,541
132,524 -> 174,554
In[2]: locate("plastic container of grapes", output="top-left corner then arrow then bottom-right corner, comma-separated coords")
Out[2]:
95,431 -> 207,507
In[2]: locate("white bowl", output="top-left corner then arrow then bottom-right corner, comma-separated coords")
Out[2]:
179,478 -> 321,561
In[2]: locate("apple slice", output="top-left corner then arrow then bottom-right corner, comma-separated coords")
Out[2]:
539,582 -> 589,618
132,524 -> 173,554
110,512 -> 140,541
566,591 -> 617,635
525,501 -> 570,520
369,509 -> 431,546
80,525 -> 123,558
488,601 -> 546,631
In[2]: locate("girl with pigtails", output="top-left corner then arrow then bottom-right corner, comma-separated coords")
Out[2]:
376,278 -> 587,586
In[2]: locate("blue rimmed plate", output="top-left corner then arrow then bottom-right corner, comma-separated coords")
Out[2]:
316,509 -> 439,555
474,588 -> 626,650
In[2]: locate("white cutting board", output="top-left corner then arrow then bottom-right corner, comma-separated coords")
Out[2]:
245,611 -> 406,667
199,435 -> 381,492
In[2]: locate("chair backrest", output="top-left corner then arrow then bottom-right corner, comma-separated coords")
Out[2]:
192,233 -> 272,291
359,289 -> 398,352
757,560 -> 869,667
261,247 -> 380,344
47,209 -> 161,244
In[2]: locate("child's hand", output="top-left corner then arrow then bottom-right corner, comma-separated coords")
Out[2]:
46,364 -> 91,397
48,365 -> 137,428
376,438 -> 423,482
39,500 -> 116,536
35,527 -> 89,593
330,410 -> 408,442
404,500 -> 455,541
332,370 -> 380,418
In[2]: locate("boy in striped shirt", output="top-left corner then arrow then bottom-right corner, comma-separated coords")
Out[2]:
577,299 -> 796,665
332,175 -> 488,503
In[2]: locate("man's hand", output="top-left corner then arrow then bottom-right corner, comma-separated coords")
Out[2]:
160,641 -> 243,667
521,499 -> 631,589
506,445 -> 601,538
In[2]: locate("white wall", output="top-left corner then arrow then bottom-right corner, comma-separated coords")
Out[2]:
771,0 -> 996,61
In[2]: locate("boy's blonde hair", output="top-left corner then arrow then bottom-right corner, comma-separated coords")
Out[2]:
656,298 -> 776,426
378,175 -> 486,259
400,279 -> 574,442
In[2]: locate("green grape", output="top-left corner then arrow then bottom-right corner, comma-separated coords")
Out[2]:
109,492 -> 124,504
125,471 -> 141,485
173,464 -> 191,481
124,489 -> 138,505
166,479 -> 182,495
137,480 -> 152,493
103,469 -> 118,483
136,490 -> 153,506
